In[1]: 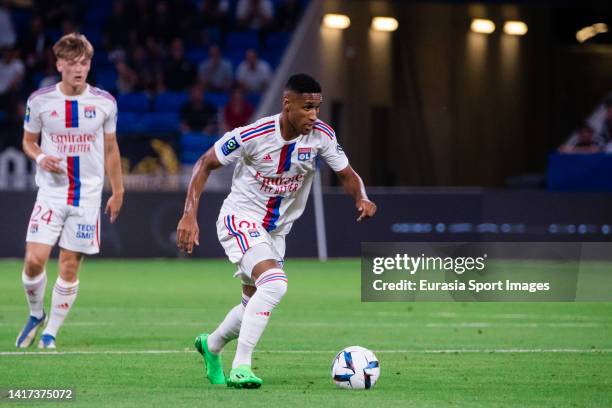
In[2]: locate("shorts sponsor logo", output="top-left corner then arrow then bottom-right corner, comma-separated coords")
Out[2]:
84,106 -> 96,118
298,147 -> 311,161
76,223 -> 96,240
221,137 -> 240,156
30,223 -> 38,234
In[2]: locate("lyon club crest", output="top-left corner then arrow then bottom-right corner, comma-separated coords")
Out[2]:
84,106 -> 96,118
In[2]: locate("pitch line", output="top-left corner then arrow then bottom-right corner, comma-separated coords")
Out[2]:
1,348 -> 612,356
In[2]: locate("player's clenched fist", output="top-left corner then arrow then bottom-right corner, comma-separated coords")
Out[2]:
176,214 -> 200,254
39,155 -> 64,174
356,199 -> 377,222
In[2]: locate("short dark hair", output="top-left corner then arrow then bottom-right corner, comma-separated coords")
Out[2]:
285,73 -> 321,93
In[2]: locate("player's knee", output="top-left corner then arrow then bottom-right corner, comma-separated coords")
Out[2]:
24,252 -> 46,276
255,268 -> 288,303
59,255 -> 82,281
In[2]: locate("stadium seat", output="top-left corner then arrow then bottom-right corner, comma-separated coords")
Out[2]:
186,48 -> 208,65
154,92 -> 188,113
225,31 -> 260,52
92,52 -> 114,71
265,32 -> 291,50
206,91 -> 230,109
82,28 -> 103,48
117,92 -> 151,113
94,69 -> 118,93
141,112 -> 180,134
117,112 -> 145,134
245,92 -> 261,108
180,132 -> 218,164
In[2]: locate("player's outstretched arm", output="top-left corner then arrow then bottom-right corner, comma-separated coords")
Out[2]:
336,165 -> 377,222
176,147 -> 223,253
23,131 -> 64,174
104,132 -> 125,223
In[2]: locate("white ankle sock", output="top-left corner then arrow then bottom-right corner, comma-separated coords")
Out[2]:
207,293 -> 251,354
42,277 -> 79,338
22,270 -> 47,319
232,269 -> 287,368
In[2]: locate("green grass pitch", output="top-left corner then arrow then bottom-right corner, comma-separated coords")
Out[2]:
0,259 -> 611,407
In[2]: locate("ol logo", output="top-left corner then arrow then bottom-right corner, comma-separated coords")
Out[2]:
297,147 -> 311,161
84,106 -> 96,118
222,136 -> 240,156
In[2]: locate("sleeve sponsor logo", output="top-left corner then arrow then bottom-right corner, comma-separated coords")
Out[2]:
336,143 -> 344,154
221,136 -> 240,156
25,106 -> 31,123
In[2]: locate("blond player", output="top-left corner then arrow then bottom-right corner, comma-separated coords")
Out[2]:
16,33 -> 124,349
177,74 -> 376,388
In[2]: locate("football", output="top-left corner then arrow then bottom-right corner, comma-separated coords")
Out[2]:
331,346 -> 380,389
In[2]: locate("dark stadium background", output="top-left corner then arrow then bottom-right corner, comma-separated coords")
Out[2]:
0,0 -> 611,257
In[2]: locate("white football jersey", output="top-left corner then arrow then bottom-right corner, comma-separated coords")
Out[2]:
214,114 -> 349,235
24,83 -> 117,207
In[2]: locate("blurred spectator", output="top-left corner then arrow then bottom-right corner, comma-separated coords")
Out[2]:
20,16 -> 51,73
170,0 -> 197,40
115,60 -> 139,94
128,46 -> 158,93
236,49 -> 272,93
199,0 -> 230,30
34,0 -> 79,27
129,0 -> 154,44
61,20 -> 78,36
599,98 -> 612,144
180,85 -> 218,134
275,0 -> 303,31
0,0 -> 16,48
38,48 -> 60,88
0,48 -> 25,119
224,86 -> 254,131
198,45 -> 233,92
104,0 -> 130,51
162,38 -> 196,92
559,124 -> 603,154
150,1 -> 179,45
236,0 -> 274,31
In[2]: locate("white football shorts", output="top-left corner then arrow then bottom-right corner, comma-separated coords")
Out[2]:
25,200 -> 101,255
216,212 -> 285,285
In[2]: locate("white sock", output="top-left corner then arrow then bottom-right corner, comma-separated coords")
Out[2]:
22,270 -> 47,319
207,293 -> 251,354
232,269 -> 287,368
42,277 -> 79,338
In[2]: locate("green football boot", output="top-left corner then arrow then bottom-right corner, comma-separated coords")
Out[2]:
226,364 -> 263,389
194,333 -> 226,384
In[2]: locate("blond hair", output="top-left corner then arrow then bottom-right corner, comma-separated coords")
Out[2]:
53,33 -> 94,61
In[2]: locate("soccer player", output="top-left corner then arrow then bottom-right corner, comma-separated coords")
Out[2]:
176,74 -> 376,388
15,33 -> 124,349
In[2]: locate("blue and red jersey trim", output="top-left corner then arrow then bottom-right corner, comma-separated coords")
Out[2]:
225,215 -> 250,254
262,196 -> 283,232
241,120 -> 275,142
313,120 -> 335,140
276,143 -> 296,174
65,100 -> 79,128
67,156 -> 81,206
